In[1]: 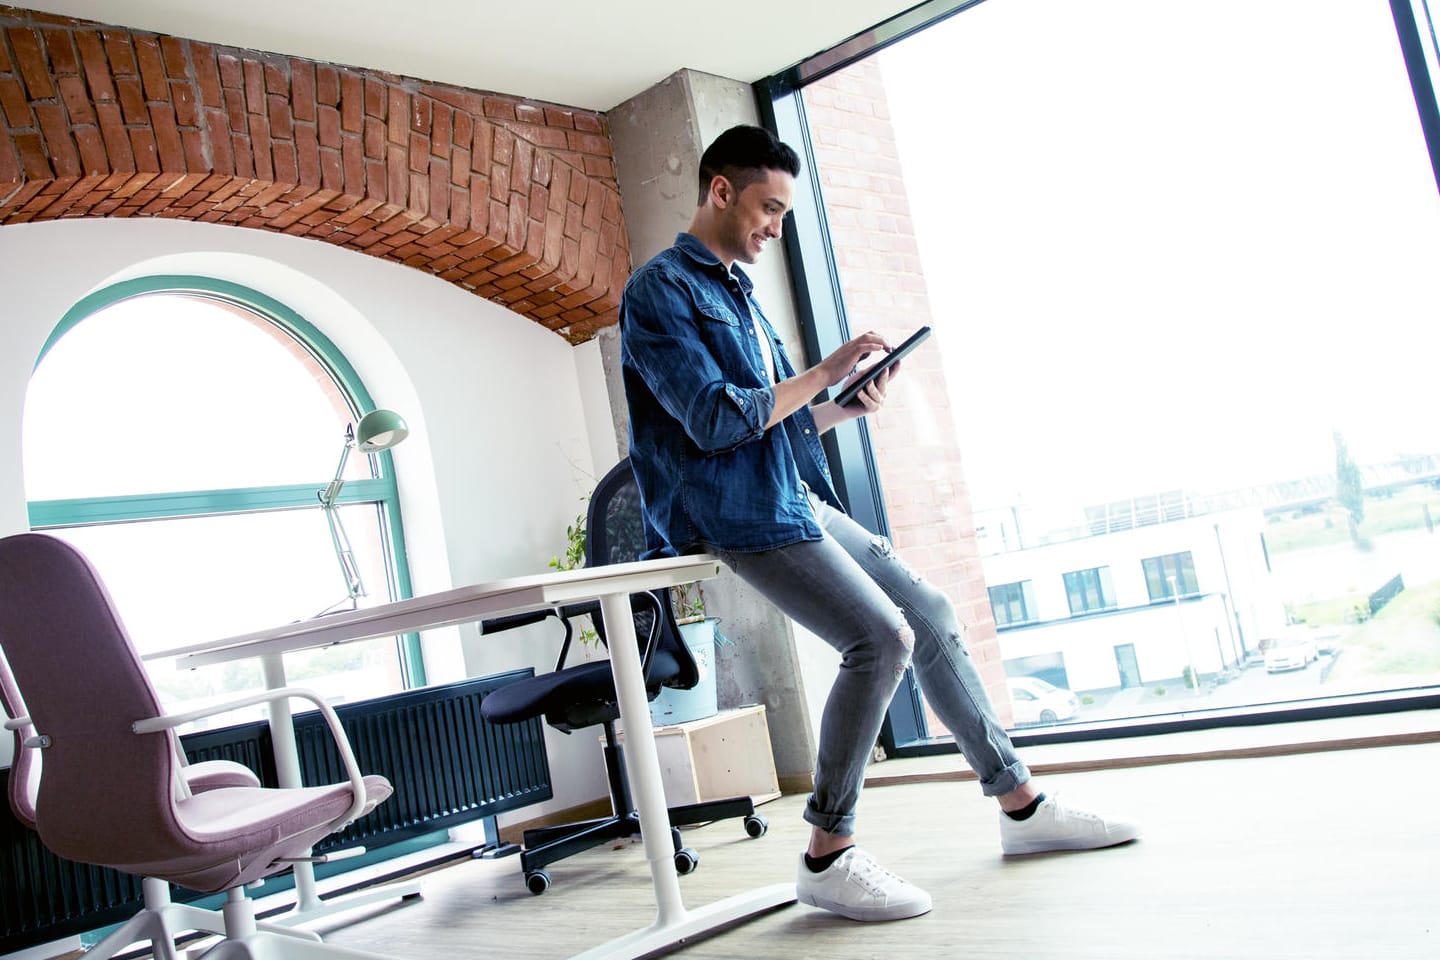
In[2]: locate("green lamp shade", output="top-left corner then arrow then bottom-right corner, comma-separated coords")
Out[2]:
354,408 -> 409,453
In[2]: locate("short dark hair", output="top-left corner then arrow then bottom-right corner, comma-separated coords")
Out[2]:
696,125 -> 800,205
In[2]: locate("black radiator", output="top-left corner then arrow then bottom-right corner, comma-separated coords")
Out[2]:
0,671 -> 550,954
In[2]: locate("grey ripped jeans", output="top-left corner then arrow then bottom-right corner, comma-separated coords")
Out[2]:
710,489 -> 1029,836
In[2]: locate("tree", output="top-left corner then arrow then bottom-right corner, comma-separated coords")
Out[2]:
1333,428 -> 1364,541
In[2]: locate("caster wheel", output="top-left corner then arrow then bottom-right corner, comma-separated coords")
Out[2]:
674,847 -> 699,875
743,814 -> 769,838
524,869 -> 552,895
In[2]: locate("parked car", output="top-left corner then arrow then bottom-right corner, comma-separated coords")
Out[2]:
1006,676 -> 1080,725
1264,629 -> 1318,673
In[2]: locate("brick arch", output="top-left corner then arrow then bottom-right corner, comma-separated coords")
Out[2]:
0,7 -> 627,344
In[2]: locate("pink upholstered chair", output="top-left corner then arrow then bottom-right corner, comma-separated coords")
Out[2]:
0,533 -> 400,960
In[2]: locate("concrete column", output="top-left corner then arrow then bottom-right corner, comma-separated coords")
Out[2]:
606,69 -> 818,793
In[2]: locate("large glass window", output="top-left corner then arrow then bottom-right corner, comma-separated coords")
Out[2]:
988,580 -> 1036,627
1064,567 -> 1115,615
23,279 -> 419,725
773,0 -> 1440,746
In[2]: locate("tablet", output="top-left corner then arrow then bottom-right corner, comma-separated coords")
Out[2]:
833,326 -> 932,407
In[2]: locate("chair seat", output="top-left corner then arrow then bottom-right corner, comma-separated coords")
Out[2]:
185,759 -> 261,791
481,652 -> 681,729
110,776 -> 393,893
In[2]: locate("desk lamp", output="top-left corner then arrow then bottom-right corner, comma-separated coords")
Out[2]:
317,408 -> 408,613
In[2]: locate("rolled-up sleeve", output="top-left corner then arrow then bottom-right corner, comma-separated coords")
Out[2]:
621,268 -> 775,454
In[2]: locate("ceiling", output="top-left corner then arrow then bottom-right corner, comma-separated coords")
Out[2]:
20,0 -> 919,112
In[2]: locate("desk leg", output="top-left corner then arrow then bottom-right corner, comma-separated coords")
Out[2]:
568,594 -> 793,960
258,655 -> 423,926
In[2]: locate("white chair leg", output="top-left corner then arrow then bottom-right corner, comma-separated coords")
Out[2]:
191,889 -> 395,960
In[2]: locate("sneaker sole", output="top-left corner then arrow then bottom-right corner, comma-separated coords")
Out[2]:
796,887 -> 933,922
1002,829 -> 1141,856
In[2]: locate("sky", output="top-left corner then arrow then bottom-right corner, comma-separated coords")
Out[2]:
877,0 -> 1440,511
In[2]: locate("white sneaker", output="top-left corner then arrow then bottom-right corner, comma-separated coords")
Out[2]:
795,847 -> 933,922
999,794 -> 1141,855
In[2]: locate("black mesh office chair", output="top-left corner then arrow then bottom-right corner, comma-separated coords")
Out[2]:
479,457 -> 768,894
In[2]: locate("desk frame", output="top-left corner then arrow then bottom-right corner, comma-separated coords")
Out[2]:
150,556 -> 795,959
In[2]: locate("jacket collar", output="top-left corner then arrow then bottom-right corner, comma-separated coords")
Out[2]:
672,233 -> 755,295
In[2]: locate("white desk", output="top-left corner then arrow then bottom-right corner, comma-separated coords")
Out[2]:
150,555 -> 795,960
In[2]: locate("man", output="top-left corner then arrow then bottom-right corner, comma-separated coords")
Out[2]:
619,124 -> 1138,923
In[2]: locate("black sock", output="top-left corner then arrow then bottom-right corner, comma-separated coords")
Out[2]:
804,845 -> 854,873
1004,792 -> 1047,821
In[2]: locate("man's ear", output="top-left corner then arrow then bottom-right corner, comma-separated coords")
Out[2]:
708,174 -> 735,210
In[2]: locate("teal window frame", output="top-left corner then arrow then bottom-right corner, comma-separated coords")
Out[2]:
25,275 -> 426,687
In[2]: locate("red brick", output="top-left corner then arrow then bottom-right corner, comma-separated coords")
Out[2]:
364,77 -> 385,119
317,104 -> 339,148
567,168 -> 587,204
223,87 -> 245,132
492,126 -> 513,167
0,128 -> 21,186
363,116 -> 384,159
243,59 -> 264,113
410,94 -> 430,133
248,113 -> 272,179
8,28 -> 54,99
171,80 -> 198,127
315,64 -> 338,106
385,86 -> 407,145
566,129 -> 612,158
34,102 -> 79,176
145,102 -> 182,170
542,106 -> 574,129
431,105 -> 451,157
101,31 -> 136,76
272,139 -> 296,184
96,101 -> 134,170
385,142 -> 406,204
159,35 -> 187,78
582,154 -> 614,180
472,120 -> 492,173
181,127 -> 206,172
339,70 -> 362,132
295,121 -> 319,184
267,93 -> 292,140
74,31 -> 116,102
216,52 -> 242,90
264,60 -> 287,96
13,131 -> 48,178
428,156 -> 448,220
290,58 -> 315,122
468,176 -> 489,233
573,111 -> 603,134
450,146 -> 470,187
231,133 -> 254,178
407,130 -> 428,173
191,42 -> 220,106
133,35 -> 167,101
481,96 -> 515,121
115,75 -> 145,123
511,138 -> 531,193
319,145 -> 341,191
365,157 -> 385,200
341,131 -> 363,194
0,77 -> 30,128
72,124 -> 106,174
41,28 -> 78,76
129,127 -> 158,173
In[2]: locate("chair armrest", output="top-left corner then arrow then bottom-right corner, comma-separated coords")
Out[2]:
3,715 -> 31,731
131,687 -> 369,827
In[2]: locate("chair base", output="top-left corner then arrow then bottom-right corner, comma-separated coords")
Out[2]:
192,889 -> 396,960
83,878 -> 320,960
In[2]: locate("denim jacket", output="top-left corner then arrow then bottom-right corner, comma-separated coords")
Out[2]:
620,233 -> 844,557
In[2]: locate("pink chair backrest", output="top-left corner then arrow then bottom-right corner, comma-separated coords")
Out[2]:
0,533 -> 180,866
0,644 -> 38,827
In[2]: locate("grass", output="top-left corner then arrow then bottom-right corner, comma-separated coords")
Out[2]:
1325,579 -> 1440,680
1263,485 -> 1440,554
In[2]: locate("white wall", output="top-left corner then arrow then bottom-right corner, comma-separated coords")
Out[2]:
0,217 -> 618,820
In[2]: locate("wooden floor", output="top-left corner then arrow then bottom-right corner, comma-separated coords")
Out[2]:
302,739 -> 1438,960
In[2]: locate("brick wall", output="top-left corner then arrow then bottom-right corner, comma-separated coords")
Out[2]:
802,59 -> 1010,729
0,5 -> 627,343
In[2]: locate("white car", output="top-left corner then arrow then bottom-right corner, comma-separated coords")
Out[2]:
1264,630 -> 1318,673
1006,676 -> 1080,726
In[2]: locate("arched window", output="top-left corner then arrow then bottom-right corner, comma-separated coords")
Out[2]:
23,277 -> 421,722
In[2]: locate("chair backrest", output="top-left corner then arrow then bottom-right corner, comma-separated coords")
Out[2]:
0,533 -> 180,867
586,459 -> 699,691
0,644 -> 38,828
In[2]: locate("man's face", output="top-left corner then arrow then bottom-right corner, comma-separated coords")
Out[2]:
716,168 -> 795,265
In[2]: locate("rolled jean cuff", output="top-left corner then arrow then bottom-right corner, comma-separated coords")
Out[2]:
979,759 -> 1031,798
802,798 -> 856,837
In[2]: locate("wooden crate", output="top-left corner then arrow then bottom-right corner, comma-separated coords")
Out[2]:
616,704 -> 781,806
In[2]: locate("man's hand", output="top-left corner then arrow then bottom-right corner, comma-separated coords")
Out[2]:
811,359 -> 899,434
816,331 -> 892,388
765,330 -> 893,430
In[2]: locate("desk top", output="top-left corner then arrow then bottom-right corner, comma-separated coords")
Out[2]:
147,554 -> 721,670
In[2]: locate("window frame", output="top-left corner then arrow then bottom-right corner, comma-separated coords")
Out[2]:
757,0 -> 1440,755
25,275 -> 425,686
